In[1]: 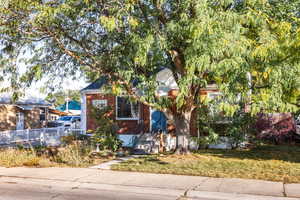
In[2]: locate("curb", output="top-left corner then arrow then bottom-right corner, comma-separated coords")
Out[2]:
186,190 -> 300,200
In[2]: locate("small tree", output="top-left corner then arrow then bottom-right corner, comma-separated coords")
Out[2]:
90,106 -> 122,152
0,0 -> 299,153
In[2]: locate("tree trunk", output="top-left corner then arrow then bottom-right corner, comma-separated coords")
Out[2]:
174,111 -> 192,154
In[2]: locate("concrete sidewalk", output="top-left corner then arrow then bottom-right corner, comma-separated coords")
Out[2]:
0,167 -> 299,199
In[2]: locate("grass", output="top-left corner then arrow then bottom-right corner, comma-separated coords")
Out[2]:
111,145 -> 300,183
0,144 -> 114,168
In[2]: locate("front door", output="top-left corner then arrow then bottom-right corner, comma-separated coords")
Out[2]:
151,110 -> 167,133
16,112 -> 25,130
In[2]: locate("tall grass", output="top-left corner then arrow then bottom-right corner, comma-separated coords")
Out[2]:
0,148 -> 55,167
0,142 -> 111,168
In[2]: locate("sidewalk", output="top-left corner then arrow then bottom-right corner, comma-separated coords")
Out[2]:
0,167 -> 299,199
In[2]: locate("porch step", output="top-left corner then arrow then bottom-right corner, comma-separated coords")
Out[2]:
132,149 -> 150,155
138,133 -> 155,142
133,133 -> 159,154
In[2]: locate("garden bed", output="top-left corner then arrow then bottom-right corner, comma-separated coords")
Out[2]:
111,145 -> 300,183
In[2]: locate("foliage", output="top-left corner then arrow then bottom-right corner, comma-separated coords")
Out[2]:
255,113 -> 297,144
112,145 -> 300,183
1,0 -> 300,150
191,134 -> 219,148
61,133 -> 90,145
196,100 -> 256,148
90,106 -> 122,152
226,112 -> 257,148
45,89 -> 81,107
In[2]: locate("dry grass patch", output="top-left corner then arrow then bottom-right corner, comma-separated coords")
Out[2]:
112,145 -> 300,183
0,145 -> 114,168
0,149 -> 59,168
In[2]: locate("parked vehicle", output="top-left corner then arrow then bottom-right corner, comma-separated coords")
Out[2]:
55,116 -> 81,128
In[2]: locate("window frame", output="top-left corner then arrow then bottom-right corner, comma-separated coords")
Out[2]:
115,96 -> 140,121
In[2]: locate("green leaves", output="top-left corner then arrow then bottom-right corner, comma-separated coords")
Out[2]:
0,0 -> 299,117
100,16 -> 117,32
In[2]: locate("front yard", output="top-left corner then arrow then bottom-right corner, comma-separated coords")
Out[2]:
112,145 -> 300,183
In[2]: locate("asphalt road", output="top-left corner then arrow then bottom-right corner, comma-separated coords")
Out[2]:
0,178 -> 221,200
0,182 -> 216,200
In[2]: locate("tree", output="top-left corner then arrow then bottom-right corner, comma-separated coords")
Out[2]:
46,89 -> 81,107
0,0 -> 299,153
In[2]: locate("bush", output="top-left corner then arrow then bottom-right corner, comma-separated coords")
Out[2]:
61,133 -> 90,145
255,113 -> 297,144
225,112 -> 257,148
90,106 -> 122,151
197,104 -> 256,148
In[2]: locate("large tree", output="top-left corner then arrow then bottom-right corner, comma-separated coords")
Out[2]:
0,0 -> 299,153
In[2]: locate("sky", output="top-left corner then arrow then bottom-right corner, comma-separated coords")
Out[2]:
25,78 -> 87,98
1,63 -> 88,98
15,49 -> 88,98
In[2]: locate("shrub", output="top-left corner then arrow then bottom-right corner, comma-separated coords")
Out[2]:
197,104 -> 256,148
90,106 -> 122,151
255,113 -> 297,144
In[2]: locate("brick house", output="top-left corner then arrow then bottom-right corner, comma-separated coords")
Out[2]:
80,69 -> 219,136
80,77 -> 150,134
0,95 -> 51,131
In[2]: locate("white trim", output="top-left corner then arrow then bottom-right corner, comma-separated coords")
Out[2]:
149,107 -> 154,132
81,93 -> 87,133
80,89 -> 107,95
115,96 -> 140,121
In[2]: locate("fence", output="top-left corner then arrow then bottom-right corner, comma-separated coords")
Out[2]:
0,127 -> 85,147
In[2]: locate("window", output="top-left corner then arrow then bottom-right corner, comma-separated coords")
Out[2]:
92,99 -> 107,109
116,96 -> 139,120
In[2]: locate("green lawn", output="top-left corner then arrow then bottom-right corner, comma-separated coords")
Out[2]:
111,145 -> 300,183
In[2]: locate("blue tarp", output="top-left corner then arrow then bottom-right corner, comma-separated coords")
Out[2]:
57,100 -> 81,111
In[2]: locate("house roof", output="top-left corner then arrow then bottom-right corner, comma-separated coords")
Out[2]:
81,76 -> 108,92
56,100 -> 81,111
81,68 -> 173,93
49,108 -> 69,116
0,94 -> 51,106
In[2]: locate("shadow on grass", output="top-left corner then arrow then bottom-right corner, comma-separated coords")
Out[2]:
195,145 -> 300,163
123,156 -> 169,165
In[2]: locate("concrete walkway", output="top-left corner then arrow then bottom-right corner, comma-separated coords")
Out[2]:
90,156 -> 137,170
0,167 -> 299,199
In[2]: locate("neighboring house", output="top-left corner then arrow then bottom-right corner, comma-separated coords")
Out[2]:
0,95 -> 51,131
48,108 -> 69,121
80,69 -> 218,135
57,100 -> 81,115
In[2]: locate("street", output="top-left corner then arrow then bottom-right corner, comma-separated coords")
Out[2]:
0,168 -> 298,200
0,176 -> 201,200
0,175 -> 298,200
0,181 -> 176,200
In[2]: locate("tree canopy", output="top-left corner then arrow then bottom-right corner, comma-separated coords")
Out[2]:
45,89 -> 80,107
0,0 -> 299,152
